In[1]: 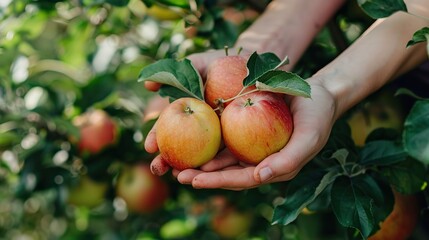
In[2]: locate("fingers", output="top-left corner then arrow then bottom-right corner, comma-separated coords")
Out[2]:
144,81 -> 161,92
191,166 -> 258,190
199,148 -> 238,171
144,122 -> 158,153
150,155 -> 171,176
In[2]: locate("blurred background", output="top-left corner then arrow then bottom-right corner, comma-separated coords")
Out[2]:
1,0 -> 426,239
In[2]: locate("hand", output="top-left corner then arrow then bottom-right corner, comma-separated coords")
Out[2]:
146,78 -> 338,190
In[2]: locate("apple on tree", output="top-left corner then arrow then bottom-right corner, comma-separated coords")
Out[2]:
368,190 -> 420,240
115,163 -> 169,214
210,206 -> 253,239
73,109 -> 118,155
67,175 -> 109,208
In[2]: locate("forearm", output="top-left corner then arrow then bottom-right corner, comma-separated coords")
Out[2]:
314,9 -> 429,120
234,0 -> 345,68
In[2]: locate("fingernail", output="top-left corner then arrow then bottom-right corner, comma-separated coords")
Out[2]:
259,167 -> 273,182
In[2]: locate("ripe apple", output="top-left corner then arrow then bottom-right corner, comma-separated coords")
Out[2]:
347,90 -> 404,146
368,190 -> 420,240
116,164 -> 169,214
221,91 -> 293,165
156,97 -> 221,170
67,175 -> 108,208
204,55 -> 254,109
211,206 -> 253,239
73,109 -> 118,154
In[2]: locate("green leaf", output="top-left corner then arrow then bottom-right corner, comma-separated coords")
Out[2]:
359,140 -> 407,166
156,0 -> 190,8
407,27 -> 429,48
395,87 -> 427,100
138,58 -> 204,101
379,158 -> 427,194
255,71 -> 311,98
357,0 -> 407,19
272,169 -> 340,225
75,74 -> 116,111
211,20 -> 239,49
331,175 -> 394,238
243,52 -> 288,87
403,100 -> 429,164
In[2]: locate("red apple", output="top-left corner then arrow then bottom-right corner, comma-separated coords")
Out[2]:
211,206 -> 253,239
368,190 -> 420,240
204,55 -> 254,109
116,164 -> 169,214
67,175 -> 108,208
220,91 -> 293,165
156,97 -> 221,170
73,109 -> 118,154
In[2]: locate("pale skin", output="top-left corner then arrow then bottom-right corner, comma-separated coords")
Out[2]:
144,0 -> 429,190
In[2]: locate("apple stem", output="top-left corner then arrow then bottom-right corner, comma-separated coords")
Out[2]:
237,47 -> 243,55
222,88 -> 260,104
224,46 -> 229,56
244,98 -> 253,107
184,106 -> 194,114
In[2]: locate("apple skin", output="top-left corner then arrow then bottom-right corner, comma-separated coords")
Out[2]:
67,175 -> 108,208
73,109 -> 117,154
221,91 -> 293,165
211,207 -> 253,239
116,164 -> 169,214
347,91 -> 404,147
156,98 -> 221,170
368,190 -> 420,240
205,55 -> 255,109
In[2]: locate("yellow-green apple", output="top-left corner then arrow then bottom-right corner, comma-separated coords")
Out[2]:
67,175 -> 109,208
156,97 -> 221,170
368,190 -> 420,240
116,164 -> 169,214
204,55 -> 254,109
220,91 -> 293,165
145,4 -> 184,21
211,206 -> 253,239
347,91 -> 404,146
73,109 -> 118,154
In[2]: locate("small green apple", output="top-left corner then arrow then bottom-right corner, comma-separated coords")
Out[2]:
67,175 -> 108,208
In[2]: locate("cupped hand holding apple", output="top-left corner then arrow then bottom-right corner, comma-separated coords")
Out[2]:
140,49 -> 321,190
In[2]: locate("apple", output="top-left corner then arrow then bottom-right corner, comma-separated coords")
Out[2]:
204,55 -> 254,109
67,175 -> 108,208
221,91 -> 293,165
145,4 -> 184,21
347,90 -> 404,146
116,164 -> 169,214
73,109 -> 118,154
156,97 -> 221,170
368,190 -> 420,240
211,206 -> 253,239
